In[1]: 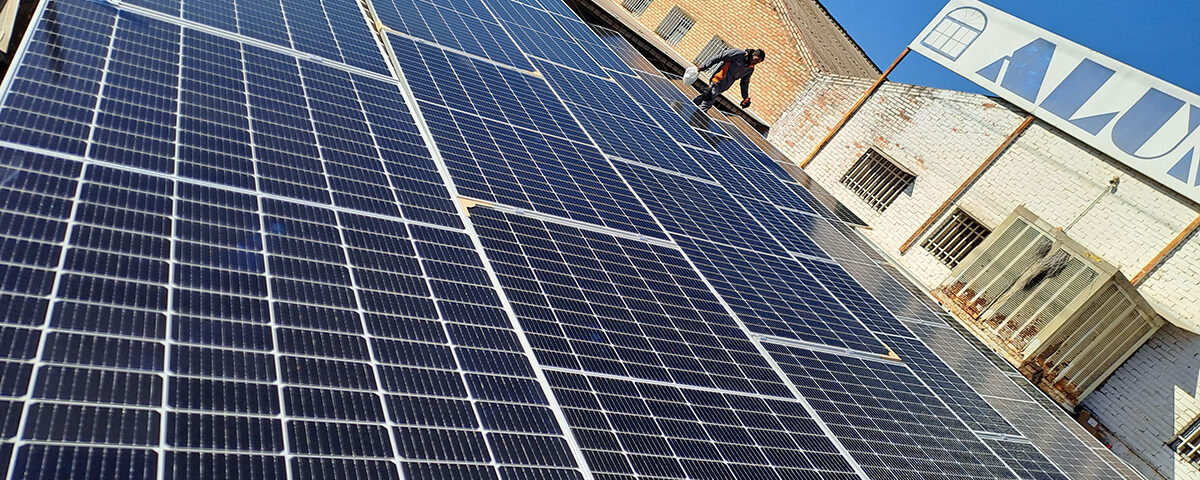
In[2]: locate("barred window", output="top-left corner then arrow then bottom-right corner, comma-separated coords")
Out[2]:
621,0 -> 652,16
840,149 -> 915,212
1173,414 -> 1200,464
654,7 -> 694,46
922,209 -> 990,268
694,36 -> 734,75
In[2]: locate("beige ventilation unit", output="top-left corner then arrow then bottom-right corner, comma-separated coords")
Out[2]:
932,206 -> 1162,407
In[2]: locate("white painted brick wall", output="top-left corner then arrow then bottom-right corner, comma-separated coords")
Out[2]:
1086,325 -> 1200,479
771,77 -> 1026,286
959,122 -> 1192,277
769,73 -> 1200,478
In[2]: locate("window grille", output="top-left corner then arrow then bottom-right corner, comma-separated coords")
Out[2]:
621,0 -> 652,16
1173,415 -> 1200,463
922,209 -> 990,268
694,36 -> 734,75
839,149 -> 915,212
654,7 -> 694,46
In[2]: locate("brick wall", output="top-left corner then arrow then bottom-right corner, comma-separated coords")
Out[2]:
770,73 -> 1200,478
609,0 -> 817,123
1086,325 -> 1200,480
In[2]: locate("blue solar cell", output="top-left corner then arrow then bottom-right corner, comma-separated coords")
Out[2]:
838,259 -> 950,324
389,36 -> 586,141
774,209 -> 872,263
166,452 -> 287,480
677,236 -> 889,354
293,457 -> 399,480
591,25 -> 660,75
13,445 -> 156,480
609,73 -> 719,151
703,141 -> 816,213
0,2 -> 114,155
766,344 -> 1020,480
731,196 -> 832,259
519,0 -> 588,24
712,117 -> 765,152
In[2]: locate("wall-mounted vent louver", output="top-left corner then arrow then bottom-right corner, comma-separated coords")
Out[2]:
932,206 -> 1162,407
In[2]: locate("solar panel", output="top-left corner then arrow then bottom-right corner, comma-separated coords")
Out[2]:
765,343 -> 1019,480
796,257 -> 915,339
684,144 -> 815,213
544,370 -> 860,480
386,35 -> 664,239
123,0 -> 391,76
472,208 -> 791,398
900,320 -> 1031,399
875,334 -> 1019,435
730,197 -> 831,260
835,259 -> 944,323
614,161 -> 786,253
372,0 -> 535,70
990,400 -> 1128,480
590,25 -> 659,75
535,60 -> 714,180
0,0 -> 1135,477
482,0 -> 631,76
985,439 -> 1070,480
678,237 -> 890,355
0,4 -> 460,228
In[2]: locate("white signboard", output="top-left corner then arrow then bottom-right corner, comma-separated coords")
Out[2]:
911,0 -> 1200,204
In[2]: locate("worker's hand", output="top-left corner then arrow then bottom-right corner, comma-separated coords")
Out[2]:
740,97 -> 752,108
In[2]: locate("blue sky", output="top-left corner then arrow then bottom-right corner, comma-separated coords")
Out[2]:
821,0 -> 1200,96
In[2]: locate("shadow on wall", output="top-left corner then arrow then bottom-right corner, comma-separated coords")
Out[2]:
1087,324 -> 1200,480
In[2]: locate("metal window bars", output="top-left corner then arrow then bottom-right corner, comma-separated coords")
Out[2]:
621,0 -> 652,16
1174,415 -> 1200,463
654,7 -> 694,46
922,209 -> 991,268
694,36 -> 734,76
839,149 -> 915,212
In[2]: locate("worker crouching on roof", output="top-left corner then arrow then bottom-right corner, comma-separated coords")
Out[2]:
692,48 -> 765,112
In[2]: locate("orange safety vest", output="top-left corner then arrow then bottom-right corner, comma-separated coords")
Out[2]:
712,62 -> 752,85
712,63 -> 730,84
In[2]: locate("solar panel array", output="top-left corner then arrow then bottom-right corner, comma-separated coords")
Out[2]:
0,0 -> 1131,478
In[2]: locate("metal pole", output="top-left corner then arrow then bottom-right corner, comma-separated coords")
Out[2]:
898,114 -> 1035,254
797,47 -> 909,169
1130,213 -> 1200,285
